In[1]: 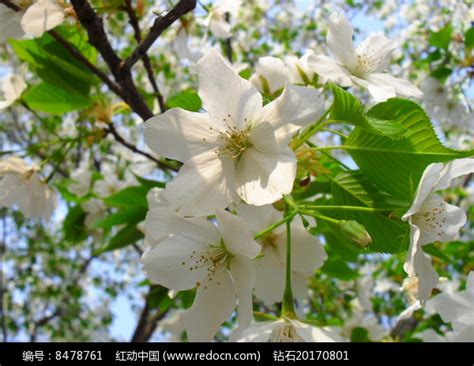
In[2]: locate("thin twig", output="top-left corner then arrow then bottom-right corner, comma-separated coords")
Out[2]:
71,0 -> 154,120
106,124 -> 176,171
123,0 -> 167,112
122,0 -> 197,70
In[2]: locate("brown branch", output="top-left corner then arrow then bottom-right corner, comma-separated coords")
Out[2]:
131,285 -> 169,342
0,0 -> 20,11
71,0 -> 153,120
122,0 -> 197,71
105,124 -> 176,171
123,0 -> 167,112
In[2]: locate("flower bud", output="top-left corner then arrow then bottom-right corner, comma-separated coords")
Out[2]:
339,220 -> 372,247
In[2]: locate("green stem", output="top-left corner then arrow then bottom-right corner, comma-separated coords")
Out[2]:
281,197 -> 296,318
299,211 -> 341,225
300,205 -> 397,213
253,210 -> 297,240
291,106 -> 332,150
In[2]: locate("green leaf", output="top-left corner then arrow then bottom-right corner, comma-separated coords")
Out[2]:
351,327 -> 371,342
329,171 -> 410,253
320,256 -> 359,280
430,66 -> 452,83
94,224 -> 143,255
465,27 -> 474,48
103,186 -> 149,208
134,175 -> 166,190
167,90 -> 202,112
63,205 -> 87,242
344,98 -> 473,200
423,243 -> 452,263
330,85 -> 406,138
94,206 -> 146,229
429,25 -> 452,49
23,82 -> 92,114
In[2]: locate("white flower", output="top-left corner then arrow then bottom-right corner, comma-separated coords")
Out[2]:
69,163 -> 92,197
0,3 -> 24,43
427,271 -> 474,331
81,199 -> 106,230
0,74 -> 26,110
144,50 -> 325,216
250,56 -> 293,95
204,0 -> 241,39
418,273 -> 474,342
237,318 -> 342,342
141,208 -> 260,341
250,53 -> 319,95
21,0 -> 65,37
308,12 -> 422,102
0,156 -> 56,219
402,158 -> 474,302
236,203 -> 327,305
418,325 -> 474,342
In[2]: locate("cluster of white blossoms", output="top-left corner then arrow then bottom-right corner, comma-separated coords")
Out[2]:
141,48 -> 340,341
402,158 -> 474,303
0,0 -> 67,42
139,11 -> 471,342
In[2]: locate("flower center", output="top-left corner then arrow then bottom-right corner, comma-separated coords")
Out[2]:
260,232 -> 281,250
213,115 -> 252,159
350,54 -> 374,77
271,323 -> 303,342
412,202 -> 447,238
184,247 -> 230,289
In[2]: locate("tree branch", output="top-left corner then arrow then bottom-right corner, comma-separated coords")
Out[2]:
71,0 -> 153,120
0,0 -> 20,11
122,0 -> 197,71
105,124 -> 176,171
123,0 -> 167,112
131,285 -> 168,342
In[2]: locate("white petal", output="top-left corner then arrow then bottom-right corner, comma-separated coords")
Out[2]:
365,82 -> 396,103
215,209 -> 261,259
365,73 -> 423,100
229,257 -> 256,336
0,6 -> 24,43
414,194 -> 467,246
430,292 -> 474,328
140,234 -> 209,290
291,226 -> 327,275
254,247 -> 285,305
249,121 -> 300,155
173,28 -> 191,59
266,84 -> 325,127
356,34 -> 397,73
183,269 -> 236,341
235,202 -> 282,233
2,74 -> 26,102
434,158 -> 474,192
235,147 -> 296,206
327,12 -> 356,68
404,224 -> 439,302
236,320 -> 282,342
21,0 -> 65,37
145,206 -> 220,244
164,150 -> 234,216
403,163 -> 445,219
292,320 -> 343,342
451,325 -> 474,341
0,100 -> 14,110
197,50 -> 262,130
146,187 -> 169,209
253,56 -> 291,94
144,109 -> 219,162
209,16 -> 231,38
307,54 -> 353,87
467,271 -> 474,292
